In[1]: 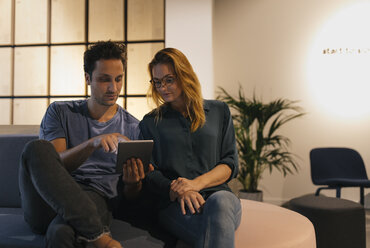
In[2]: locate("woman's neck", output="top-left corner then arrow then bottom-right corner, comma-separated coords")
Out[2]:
170,98 -> 188,117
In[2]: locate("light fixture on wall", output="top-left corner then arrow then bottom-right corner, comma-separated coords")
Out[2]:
307,2 -> 370,119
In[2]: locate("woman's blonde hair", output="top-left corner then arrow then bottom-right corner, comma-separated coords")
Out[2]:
148,48 -> 205,132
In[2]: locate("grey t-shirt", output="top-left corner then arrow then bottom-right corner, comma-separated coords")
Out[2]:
40,100 -> 140,198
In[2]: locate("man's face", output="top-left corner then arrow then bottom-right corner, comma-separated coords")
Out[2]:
86,59 -> 124,107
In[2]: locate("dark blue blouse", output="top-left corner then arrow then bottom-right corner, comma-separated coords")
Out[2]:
139,100 -> 238,204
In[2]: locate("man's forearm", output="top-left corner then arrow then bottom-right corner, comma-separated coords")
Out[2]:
59,139 -> 96,173
53,133 -> 125,173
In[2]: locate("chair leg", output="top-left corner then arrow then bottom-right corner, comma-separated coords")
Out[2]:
360,187 -> 364,205
315,188 -> 322,196
336,187 -> 341,198
316,187 -> 336,196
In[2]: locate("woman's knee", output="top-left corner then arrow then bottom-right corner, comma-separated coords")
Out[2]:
205,191 -> 240,211
203,191 -> 241,227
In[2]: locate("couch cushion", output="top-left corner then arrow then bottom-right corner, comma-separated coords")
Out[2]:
110,220 -> 165,248
0,210 -> 166,248
0,212 -> 44,248
0,208 -> 23,215
0,134 -> 38,207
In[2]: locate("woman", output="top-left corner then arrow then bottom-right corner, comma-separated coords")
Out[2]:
139,48 -> 241,248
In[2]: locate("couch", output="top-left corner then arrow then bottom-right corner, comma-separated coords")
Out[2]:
0,125 -> 167,248
0,125 -> 317,248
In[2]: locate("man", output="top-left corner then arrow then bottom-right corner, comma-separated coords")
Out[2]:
19,41 -> 148,248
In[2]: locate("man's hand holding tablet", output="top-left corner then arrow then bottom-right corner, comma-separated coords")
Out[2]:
116,140 -> 154,174
116,140 -> 154,198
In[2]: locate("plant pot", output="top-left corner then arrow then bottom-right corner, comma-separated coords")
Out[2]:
239,190 -> 263,202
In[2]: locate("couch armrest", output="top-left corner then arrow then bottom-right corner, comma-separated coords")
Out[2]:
0,134 -> 38,207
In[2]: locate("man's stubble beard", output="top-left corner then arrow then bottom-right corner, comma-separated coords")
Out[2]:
93,95 -> 118,107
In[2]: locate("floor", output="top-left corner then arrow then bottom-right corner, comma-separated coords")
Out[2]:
366,210 -> 370,248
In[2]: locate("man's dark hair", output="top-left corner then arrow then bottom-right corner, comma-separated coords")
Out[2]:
83,41 -> 127,77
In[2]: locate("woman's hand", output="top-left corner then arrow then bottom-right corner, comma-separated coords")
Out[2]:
177,191 -> 205,215
169,186 -> 177,202
171,177 -> 202,196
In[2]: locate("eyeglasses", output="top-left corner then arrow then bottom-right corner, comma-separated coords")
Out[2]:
150,75 -> 176,89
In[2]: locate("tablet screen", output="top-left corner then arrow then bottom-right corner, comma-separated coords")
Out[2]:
116,140 -> 154,174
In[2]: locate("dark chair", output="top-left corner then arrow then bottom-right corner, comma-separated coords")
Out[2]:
310,147 -> 370,205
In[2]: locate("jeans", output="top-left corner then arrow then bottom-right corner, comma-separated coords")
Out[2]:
158,190 -> 242,248
19,139 -> 111,248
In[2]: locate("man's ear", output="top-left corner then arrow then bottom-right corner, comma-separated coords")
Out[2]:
85,72 -> 91,85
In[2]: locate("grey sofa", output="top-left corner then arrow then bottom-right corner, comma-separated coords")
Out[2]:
0,125 -> 173,248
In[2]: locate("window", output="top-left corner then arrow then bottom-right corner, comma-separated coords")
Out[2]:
0,0 -> 164,124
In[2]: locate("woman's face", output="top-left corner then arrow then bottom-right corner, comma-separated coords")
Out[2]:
152,63 -> 183,106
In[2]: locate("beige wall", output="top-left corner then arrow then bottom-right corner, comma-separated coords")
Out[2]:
213,0 -> 370,204
165,0 -> 214,99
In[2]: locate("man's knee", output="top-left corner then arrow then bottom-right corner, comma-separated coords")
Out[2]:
22,139 -> 54,159
21,139 -> 60,173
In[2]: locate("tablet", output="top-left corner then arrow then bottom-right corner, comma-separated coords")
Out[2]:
116,140 -> 154,174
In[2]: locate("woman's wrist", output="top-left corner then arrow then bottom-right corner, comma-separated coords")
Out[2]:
192,177 -> 205,191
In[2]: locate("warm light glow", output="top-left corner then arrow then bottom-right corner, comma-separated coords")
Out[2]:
307,2 -> 370,119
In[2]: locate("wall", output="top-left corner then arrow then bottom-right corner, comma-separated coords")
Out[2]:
214,0 -> 370,204
165,0 -> 214,99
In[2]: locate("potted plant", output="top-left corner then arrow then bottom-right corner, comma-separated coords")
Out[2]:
218,86 -> 305,201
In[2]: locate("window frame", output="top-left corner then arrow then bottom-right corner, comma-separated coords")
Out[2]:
0,0 -> 165,124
